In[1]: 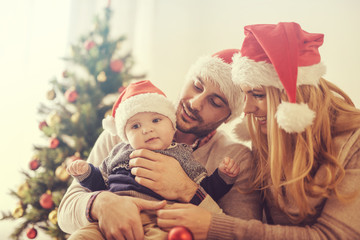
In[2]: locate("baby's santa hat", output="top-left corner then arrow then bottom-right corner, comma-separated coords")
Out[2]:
232,22 -> 326,136
102,80 -> 176,142
185,49 -> 243,122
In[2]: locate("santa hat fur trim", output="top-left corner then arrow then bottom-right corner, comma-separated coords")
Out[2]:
185,50 -> 243,122
232,54 -> 326,89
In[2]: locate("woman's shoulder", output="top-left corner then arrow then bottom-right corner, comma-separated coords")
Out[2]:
334,129 -> 360,168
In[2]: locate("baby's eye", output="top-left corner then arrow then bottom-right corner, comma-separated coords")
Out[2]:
131,123 -> 140,129
152,118 -> 161,123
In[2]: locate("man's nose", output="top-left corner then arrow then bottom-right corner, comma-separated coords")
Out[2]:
189,94 -> 205,111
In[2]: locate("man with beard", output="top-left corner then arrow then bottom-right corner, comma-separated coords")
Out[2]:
58,49 -> 262,240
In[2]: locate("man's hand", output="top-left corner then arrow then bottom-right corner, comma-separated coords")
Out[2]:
129,149 -> 198,202
91,191 -> 166,240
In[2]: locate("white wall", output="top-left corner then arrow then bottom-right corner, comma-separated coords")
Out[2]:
135,0 -> 360,108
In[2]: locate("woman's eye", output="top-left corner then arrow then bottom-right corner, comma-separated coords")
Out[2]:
253,94 -> 266,99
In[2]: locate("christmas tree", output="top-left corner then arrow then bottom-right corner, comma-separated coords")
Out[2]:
1,5 -> 144,240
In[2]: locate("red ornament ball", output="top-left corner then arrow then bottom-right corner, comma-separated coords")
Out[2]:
62,70 -> 69,78
64,88 -> 78,103
110,59 -> 124,72
38,120 -> 48,130
84,40 -> 96,50
26,227 -> 37,239
29,159 -> 40,171
49,137 -> 60,149
168,226 -> 193,240
39,192 -> 54,209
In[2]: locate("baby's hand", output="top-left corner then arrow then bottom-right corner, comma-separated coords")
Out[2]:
66,160 -> 89,176
219,157 -> 240,178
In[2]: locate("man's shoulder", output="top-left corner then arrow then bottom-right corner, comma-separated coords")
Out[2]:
211,130 -> 250,150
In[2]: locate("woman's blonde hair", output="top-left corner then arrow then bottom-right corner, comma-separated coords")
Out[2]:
247,78 -> 360,222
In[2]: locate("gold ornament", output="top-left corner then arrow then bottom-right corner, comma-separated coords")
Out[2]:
12,203 -> 24,218
46,89 -> 56,100
46,111 -> 61,127
104,109 -> 112,118
71,112 -> 81,123
17,182 -> 30,198
48,209 -> 58,225
55,164 -> 70,182
97,71 -> 107,82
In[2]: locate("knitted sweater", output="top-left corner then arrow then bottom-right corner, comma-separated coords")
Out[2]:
208,129 -> 360,239
74,142 -> 236,201
57,130 -> 261,234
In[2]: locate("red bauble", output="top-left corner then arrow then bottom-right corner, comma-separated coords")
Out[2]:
168,226 -> 193,240
49,137 -> 60,149
38,120 -> 48,130
62,70 -> 69,78
64,88 -> 78,102
39,192 -> 54,209
29,159 -> 40,171
84,40 -> 96,50
110,59 -> 124,72
26,227 -> 37,239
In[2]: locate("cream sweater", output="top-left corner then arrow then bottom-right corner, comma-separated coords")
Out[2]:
57,130 -> 262,234
208,129 -> 360,239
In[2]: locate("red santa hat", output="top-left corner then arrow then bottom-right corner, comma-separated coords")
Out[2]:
232,22 -> 326,134
185,49 -> 243,122
102,80 -> 176,142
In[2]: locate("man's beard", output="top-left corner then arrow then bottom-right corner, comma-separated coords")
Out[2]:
176,100 -> 225,138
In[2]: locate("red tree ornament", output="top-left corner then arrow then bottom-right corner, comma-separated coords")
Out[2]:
62,70 -> 69,78
49,137 -> 60,149
110,59 -> 124,72
29,159 -> 40,171
38,120 -> 48,130
64,87 -> 78,103
39,191 -> 54,209
168,226 -> 193,240
84,40 -> 96,50
26,227 -> 37,239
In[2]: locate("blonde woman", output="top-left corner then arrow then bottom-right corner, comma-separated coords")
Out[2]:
156,22 -> 360,239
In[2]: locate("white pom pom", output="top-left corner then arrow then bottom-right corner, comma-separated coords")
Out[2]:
102,115 -> 117,136
233,119 -> 251,141
275,102 -> 315,133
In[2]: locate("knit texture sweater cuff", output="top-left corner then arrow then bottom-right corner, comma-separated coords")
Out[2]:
207,213 -> 235,240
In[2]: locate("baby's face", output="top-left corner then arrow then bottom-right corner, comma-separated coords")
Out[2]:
125,112 -> 175,150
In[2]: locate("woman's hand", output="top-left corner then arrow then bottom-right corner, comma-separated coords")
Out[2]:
157,203 -> 212,240
129,149 -> 198,202
91,191 -> 166,240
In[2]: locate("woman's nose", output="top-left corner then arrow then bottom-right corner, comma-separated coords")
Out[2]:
243,96 -> 257,114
